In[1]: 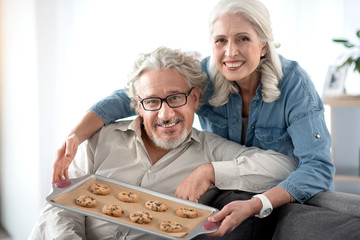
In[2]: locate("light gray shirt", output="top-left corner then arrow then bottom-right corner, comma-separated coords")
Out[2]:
30,117 -> 296,240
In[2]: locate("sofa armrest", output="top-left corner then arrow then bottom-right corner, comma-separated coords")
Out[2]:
306,191 -> 360,218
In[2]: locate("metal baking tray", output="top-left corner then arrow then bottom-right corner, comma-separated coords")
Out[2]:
47,174 -> 219,239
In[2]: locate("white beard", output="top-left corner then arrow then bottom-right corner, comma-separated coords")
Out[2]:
150,127 -> 190,150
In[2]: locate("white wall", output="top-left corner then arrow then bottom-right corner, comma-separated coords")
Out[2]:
0,0 -> 41,239
1,0 -> 360,239
263,0 -> 356,95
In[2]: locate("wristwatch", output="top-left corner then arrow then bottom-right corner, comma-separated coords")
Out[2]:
253,194 -> 273,218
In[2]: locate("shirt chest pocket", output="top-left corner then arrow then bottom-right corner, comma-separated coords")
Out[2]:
198,108 -> 229,139
254,126 -> 290,149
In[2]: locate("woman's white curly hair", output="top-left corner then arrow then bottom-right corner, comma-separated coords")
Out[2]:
208,0 -> 283,106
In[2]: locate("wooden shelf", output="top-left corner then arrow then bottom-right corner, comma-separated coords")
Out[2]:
323,95 -> 360,107
334,175 -> 360,182
323,96 -> 360,182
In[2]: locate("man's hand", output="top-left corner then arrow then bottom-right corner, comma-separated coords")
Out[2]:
52,134 -> 80,183
175,163 -> 215,202
206,198 -> 261,237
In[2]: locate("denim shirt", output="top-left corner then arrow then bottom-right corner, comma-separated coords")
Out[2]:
90,56 -> 335,203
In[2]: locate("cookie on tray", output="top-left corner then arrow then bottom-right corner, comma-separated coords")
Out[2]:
129,211 -> 153,224
75,195 -> 98,208
160,221 -> 183,233
117,191 -> 139,203
176,207 -> 198,218
145,200 -> 168,212
102,204 -> 124,217
90,183 -> 111,195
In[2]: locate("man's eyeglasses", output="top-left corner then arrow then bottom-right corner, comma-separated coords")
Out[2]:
138,88 -> 194,111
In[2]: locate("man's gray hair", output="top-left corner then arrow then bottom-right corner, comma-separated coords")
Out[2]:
125,47 -> 207,113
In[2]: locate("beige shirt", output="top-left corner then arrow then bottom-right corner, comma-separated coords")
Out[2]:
30,117 -> 296,240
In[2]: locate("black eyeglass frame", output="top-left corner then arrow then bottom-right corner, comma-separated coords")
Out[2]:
138,87 -> 194,111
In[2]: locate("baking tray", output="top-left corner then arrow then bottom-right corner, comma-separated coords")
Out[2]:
47,174 -> 219,239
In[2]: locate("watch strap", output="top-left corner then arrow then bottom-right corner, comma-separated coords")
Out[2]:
253,194 -> 273,218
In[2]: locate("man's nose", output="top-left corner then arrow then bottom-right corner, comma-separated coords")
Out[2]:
157,101 -> 176,119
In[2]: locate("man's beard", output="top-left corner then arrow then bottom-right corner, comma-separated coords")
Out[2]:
149,118 -> 190,150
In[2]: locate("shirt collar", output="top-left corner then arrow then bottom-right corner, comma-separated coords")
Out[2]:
114,116 -> 142,135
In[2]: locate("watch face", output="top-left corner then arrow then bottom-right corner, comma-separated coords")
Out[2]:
263,208 -> 272,216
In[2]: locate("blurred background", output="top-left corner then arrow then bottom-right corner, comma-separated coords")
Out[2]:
1,0 -> 360,239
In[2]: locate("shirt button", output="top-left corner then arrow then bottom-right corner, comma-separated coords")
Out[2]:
315,133 -> 321,139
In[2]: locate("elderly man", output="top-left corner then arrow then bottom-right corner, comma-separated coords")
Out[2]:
30,47 -> 296,240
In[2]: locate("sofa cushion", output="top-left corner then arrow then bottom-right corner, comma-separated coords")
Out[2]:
306,191 -> 360,218
274,202 -> 360,240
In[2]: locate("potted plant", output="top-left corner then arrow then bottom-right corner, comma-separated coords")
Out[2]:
332,30 -> 360,74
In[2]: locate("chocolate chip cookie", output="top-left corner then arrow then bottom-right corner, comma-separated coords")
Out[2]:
75,195 -> 98,208
145,200 -> 168,212
129,211 -> 153,224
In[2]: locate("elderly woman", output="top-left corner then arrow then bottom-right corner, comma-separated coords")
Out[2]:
51,0 -> 357,239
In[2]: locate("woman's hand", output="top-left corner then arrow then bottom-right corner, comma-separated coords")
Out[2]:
207,187 -> 292,237
175,163 -> 215,202
52,134 -> 80,183
206,198 -> 261,237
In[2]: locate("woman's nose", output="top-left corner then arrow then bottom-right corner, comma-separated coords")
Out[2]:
225,41 -> 239,57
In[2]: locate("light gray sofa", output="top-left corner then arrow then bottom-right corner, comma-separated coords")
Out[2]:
272,191 -> 360,239
307,191 -> 360,218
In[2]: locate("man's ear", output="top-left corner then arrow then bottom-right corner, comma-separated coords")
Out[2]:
192,86 -> 200,110
137,98 -> 143,117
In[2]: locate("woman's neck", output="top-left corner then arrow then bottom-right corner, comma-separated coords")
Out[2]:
235,71 -> 260,94
237,71 -> 261,117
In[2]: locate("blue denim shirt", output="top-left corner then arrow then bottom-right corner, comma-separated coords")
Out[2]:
90,56 -> 335,203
